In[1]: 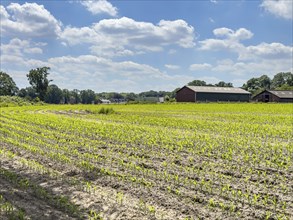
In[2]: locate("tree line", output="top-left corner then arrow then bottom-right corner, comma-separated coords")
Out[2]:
0,67 -> 178,104
242,73 -> 293,95
1,67 -> 292,103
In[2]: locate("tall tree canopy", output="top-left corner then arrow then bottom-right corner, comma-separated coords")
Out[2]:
187,80 -> 207,86
80,89 -> 96,104
187,80 -> 233,87
215,81 -> 233,87
0,71 -> 19,96
27,67 -> 52,101
18,87 -> 37,100
271,72 -> 293,89
242,72 -> 293,95
45,84 -> 63,104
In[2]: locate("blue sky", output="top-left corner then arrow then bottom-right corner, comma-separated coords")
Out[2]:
1,0 -> 292,92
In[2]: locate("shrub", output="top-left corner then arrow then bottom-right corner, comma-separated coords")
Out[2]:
98,107 -> 114,114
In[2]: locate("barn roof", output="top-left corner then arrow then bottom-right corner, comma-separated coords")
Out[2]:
268,90 -> 293,99
184,86 -> 251,94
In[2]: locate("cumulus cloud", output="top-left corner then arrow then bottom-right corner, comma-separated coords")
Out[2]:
1,38 -> 44,57
189,63 -> 212,71
60,17 -> 195,57
213,27 -> 253,41
165,64 -> 180,70
1,3 -> 62,38
199,27 -> 252,53
199,27 -> 292,62
240,42 -> 293,60
48,55 -> 167,80
261,0 -> 293,20
0,38 -> 48,75
80,0 -> 118,16
61,26 -> 100,45
211,58 -> 292,77
197,27 -> 292,80
46,55 -> 192,92
0,5 -> 9,19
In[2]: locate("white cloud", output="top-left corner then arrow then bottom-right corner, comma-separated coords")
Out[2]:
48,55 -> 167,81
157,19 -> 195,48
240,42 -> 293,60
0,5 -> 9,19
192,34 -> 292,83
80,0 -> 118,16
23,47 -> 43,54
199,28 -> 252,53
61,26 -> 100,45
165,64 -> 180,70
189,63 -> 212,71
199,27 -> 292,62
45,55 -> 194,92
213,27 -> 253,41
1,3 -> 62,38
0,38 -> 48,74
261,0 -> 293,20
199,38 -> 234,51
1,38 -> 44,57
0,55 -> 24,64
212,58 -> 292,77
60,17 -> 195,57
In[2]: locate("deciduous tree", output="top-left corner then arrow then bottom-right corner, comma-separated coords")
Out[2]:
0,71 -> 18,96
27,67 -> 52,101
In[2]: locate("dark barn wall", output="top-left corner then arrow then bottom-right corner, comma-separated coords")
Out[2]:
176,87 -> 195,102
253,91 -> 279,102
279,98 -> 293,103
196,92 -> 250,102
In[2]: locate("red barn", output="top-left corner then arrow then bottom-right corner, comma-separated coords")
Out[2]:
176,86 -> 251,102
252,90 -> 293,103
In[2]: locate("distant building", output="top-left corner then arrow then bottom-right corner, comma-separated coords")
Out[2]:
176,86 -> 251,102
100,99 -> 111,104
252,90 -> 293,103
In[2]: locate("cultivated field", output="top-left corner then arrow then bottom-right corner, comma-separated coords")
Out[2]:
0,103 -> 292,219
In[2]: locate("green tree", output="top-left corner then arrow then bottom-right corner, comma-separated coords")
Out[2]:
139,90 -> 159,97
271,72 -> 293,89
0,71 -> 19,96
27,67 -> 52,101
242,77 -> 262,94
18,87 -> 37,100
170,88 -> 180,98
275,84 -> 293,91
125,93 -> 137,101
164,95 -> 170,102
62,89 -> 70,104
80,89 -> 96,104
215,81 -> 233,87
187,80 -> 207,86
70,89 -> 81,104
45,84 -> 63,104
258,75 -> 271,89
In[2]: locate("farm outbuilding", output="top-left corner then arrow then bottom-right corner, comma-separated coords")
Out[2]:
176,86 -> 251,102
252,90 -> 293,103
